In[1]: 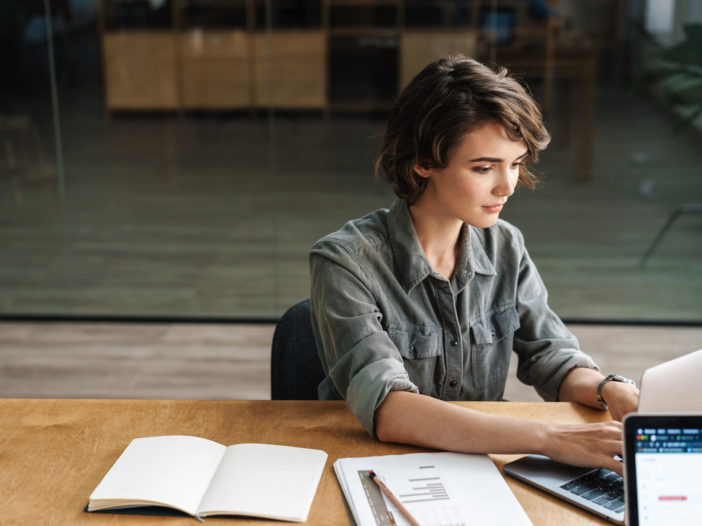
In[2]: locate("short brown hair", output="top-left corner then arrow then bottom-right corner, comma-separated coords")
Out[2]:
376,55 -> 551,203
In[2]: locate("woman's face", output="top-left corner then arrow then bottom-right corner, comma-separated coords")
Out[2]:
414,121 -> 528,229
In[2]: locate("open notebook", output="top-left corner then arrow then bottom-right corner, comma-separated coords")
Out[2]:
87,436 -> 327,521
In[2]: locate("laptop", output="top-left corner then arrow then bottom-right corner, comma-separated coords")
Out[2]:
503,453 -> 627,523
503,349 -> 702,524
638,349 -> 702,412
622,413 -> 702,526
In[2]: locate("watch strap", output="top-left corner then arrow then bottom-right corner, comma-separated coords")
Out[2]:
596,374 -> 635,410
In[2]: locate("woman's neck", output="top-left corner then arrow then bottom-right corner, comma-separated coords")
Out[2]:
408,200 -> 463,280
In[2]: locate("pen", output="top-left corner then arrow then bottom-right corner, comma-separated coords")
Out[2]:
369,470 -> 421,526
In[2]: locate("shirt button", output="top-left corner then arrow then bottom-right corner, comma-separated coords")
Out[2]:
449,380 -> 458,387
451,340 -> 458,346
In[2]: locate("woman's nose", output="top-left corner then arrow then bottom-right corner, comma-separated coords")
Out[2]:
493,168 -> 516,197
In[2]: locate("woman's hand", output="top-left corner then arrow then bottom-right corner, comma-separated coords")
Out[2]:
601,380 -> 640,422
541,421 -> 624,475
376,392 -> 628,476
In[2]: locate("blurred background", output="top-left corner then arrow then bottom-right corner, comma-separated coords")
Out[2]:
1,0 -> 701,324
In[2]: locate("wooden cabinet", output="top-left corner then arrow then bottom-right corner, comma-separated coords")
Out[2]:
399,31 -> 478,90
103,32 -> 179,109
181,30 -> 251,109
98,0 -> 477,112
252,31 -> 327,109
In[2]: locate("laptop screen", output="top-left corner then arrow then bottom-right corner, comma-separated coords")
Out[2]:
624,414 -> 702,526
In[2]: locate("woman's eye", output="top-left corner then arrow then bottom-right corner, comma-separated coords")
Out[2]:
474,166 -> 492,174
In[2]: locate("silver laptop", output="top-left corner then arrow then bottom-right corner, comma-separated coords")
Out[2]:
503,453 -> 626,523
503,349 -> 702,524
622,413 -> 702,526
638,349 -> 702,412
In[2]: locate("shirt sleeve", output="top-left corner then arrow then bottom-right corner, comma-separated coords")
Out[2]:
310,240 -> 418,437
510,232 -> 599,401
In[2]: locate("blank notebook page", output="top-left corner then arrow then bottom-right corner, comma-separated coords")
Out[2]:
198,443 -> 327,521
89,436 -> 226,516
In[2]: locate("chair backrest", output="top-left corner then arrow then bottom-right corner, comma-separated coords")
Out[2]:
270,299 -> 325,400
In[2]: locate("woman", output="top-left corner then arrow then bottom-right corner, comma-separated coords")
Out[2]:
309,55 -> 638,474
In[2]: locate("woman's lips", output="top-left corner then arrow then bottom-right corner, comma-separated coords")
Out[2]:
482,204 -> 504,213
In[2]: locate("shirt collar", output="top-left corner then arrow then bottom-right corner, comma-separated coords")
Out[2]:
388,200 -> 497,293
455,224 -> 497,291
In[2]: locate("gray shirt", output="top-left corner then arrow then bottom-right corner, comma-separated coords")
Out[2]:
310,200 -> 598,437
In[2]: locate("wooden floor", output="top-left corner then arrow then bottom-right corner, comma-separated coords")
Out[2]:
1,322 -> 700,401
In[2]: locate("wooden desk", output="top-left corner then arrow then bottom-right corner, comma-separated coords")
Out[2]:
1,399 -> 612,525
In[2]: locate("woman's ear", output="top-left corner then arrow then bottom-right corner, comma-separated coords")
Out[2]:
413,162 -> 433,179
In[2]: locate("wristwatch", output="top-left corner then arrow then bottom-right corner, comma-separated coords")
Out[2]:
597,374 -> 636,410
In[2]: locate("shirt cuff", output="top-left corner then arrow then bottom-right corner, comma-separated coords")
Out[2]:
533,352 -> 600,401
345,359 -> 418,438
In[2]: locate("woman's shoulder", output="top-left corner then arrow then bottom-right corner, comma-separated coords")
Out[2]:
311,208 -> 391,258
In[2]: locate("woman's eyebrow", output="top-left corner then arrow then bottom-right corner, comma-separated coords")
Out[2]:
469,150 -> 529,163
469,156 -> 502,163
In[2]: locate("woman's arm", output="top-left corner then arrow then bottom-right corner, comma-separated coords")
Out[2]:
509,234 -> 639,422
375,390 -> 626,474
558,367 -> 640,422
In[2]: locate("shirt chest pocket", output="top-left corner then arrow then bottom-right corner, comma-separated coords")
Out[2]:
387,327 -> 444,397
469,306 -> 520,393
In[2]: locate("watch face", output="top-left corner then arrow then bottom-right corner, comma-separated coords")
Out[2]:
597,375 -> 637,410
613,375 -> 636,385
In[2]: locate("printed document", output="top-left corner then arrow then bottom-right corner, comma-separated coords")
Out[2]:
334,452 -> 532,526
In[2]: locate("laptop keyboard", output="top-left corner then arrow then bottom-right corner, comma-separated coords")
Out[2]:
560,469 -> 626,513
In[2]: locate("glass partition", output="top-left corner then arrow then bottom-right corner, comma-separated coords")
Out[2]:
0,0 -> 700,322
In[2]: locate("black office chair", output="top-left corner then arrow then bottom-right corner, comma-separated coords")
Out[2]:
270,299 -> 325,400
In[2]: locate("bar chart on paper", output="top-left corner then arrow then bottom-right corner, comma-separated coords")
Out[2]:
358,467 -> 466,526
335,452 -> 532,526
